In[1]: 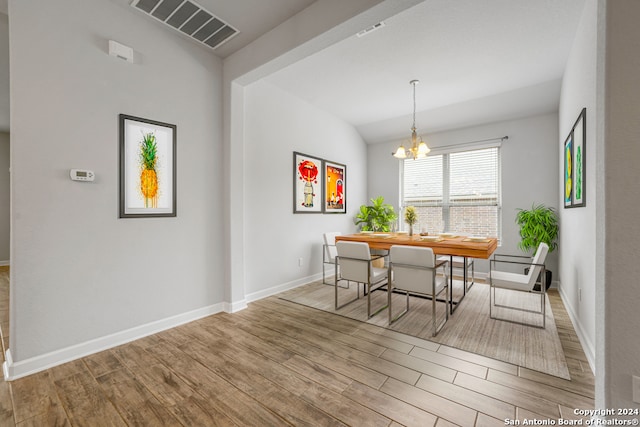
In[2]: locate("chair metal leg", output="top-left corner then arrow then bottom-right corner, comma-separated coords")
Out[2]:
489,286 -> 546,329
367,280 -> 389,319
335,263 -> 359,310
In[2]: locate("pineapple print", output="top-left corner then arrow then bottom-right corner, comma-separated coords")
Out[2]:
140,133 -> 158,208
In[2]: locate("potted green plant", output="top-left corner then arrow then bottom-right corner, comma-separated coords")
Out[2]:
404,206 -> 418,236
355,196 -> 398,232
515,203 -> 559,291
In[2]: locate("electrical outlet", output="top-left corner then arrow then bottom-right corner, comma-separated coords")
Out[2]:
298,258 -> 303,267
633,375 -> 640,404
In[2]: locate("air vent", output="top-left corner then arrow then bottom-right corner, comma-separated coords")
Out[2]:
131,0 -> 239,51
356,21 -> 385,38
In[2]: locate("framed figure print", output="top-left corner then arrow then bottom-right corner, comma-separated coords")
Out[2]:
119,114 -> 177,218
293,152 -> 323,213
563,108 -> 586,208
324,160 -> 346,213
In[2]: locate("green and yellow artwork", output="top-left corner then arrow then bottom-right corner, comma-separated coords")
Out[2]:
575,145 -> 582,201
564,137 -> 572,206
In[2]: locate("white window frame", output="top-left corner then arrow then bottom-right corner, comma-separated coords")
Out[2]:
399,141 -> 502,241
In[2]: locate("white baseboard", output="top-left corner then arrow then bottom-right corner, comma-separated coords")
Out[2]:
0,260 -> 9,266
245,272 -> 322,303
558,284 -> 596,374
3,302 -> 225,381
224,299 -> 248,313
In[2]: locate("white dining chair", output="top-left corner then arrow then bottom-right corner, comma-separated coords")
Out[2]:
489,242 -> 549,328
322,231 -> 341,286
335,241 -> 388,318
389,245 -> 450,336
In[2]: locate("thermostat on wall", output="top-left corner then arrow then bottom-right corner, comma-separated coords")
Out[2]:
70,169 -> 95,182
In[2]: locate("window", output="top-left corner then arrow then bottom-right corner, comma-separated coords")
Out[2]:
401,146 -> 501,239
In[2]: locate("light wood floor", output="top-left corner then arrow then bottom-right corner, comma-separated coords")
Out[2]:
0,272 -> 593,425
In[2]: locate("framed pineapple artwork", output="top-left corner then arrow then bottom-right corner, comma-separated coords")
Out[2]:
293,152 -> 324,213
119,114 -> 177,218
324,160 -> 346,214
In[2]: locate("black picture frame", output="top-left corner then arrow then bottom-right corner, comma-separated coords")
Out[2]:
119,114 -> 177,218
563,108 -> 586,208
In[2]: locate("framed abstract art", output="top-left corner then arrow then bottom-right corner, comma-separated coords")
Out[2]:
564,108 -> 586,208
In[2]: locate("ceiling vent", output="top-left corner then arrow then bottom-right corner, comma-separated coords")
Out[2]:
356,21 -> 385,38
130,0 -> 239,51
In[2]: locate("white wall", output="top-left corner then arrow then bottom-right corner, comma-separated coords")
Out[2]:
558,0 -> 598,373
9,0 -> 224,373
0,12 -> 8,132
601,0 -> 640,411
222,0 -> 422,310
368,113 -> 560,275
243,81 -> 367,299
0,132 -> 8,264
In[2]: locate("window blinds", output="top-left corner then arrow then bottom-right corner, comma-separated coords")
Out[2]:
449,148 -> 500,205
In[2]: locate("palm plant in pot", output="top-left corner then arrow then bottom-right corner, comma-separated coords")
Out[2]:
515,203 -> 559,291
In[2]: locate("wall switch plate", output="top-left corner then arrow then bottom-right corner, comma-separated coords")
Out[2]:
298,258 -> 303,267
633,375 -> 640,403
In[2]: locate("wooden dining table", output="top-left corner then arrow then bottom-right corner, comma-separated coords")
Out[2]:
335,232 -> 499,313
335,233 -> 498,259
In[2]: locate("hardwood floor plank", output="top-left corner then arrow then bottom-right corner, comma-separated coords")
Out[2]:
236,310 -> 422,385
379,348 -> 457,382
475,412 -> 507,427
144,342 -> 292,426
82,351 -> 124,378
199,315 -> 295,363
350,328 -> 415,354
220,313 -> 390,389
10,371 -> 66,424
436,418 -> 464,427
409,345 -> 488,378
0,378 -> 15,426
343,380 -> 438,427
454,372 -> 561,419
179,339 -> 347,426
16,407 -> 70,427
113,343 -> 195,406
376,327 -> 441,352
282,354 -> 354,394
95,368 -> 182,426
53,370 -> 126,426
250,300 -> 391,357
381,377 -> 478,426
194,324 -> 393,427
518,366 -> 594,398
0,280 -> 595,427
415,373 -> 515,421
165,395 -> 238,427
486,369 -> 593,409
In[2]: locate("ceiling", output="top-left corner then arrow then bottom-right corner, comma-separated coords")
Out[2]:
121,0 -> 317,58
263,0 -> 586,144
0,0 -> 586,140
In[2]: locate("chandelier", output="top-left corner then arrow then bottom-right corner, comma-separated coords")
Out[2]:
392,80 -> 430,160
